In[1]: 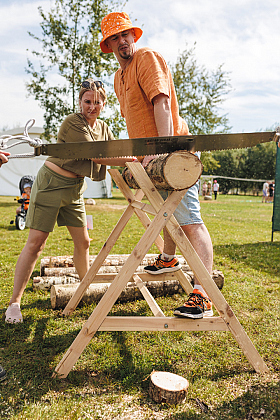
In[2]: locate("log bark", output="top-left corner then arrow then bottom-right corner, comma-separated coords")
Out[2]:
50,278 -> 187,309
122,151 -> 203,191
149,371 -> 189,404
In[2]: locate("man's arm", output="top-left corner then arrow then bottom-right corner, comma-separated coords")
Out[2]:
142,93 -> 173,167
153,93 -> 173,137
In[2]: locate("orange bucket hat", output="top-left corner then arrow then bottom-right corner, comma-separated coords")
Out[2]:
100,12 -> 143,53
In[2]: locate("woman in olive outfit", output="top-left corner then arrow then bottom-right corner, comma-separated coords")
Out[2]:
5,79 -> 134,324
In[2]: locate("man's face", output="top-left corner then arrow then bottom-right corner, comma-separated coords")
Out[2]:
106,29 -> 136,62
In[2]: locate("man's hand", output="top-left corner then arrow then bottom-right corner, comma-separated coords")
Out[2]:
141,154 -> 159,168
0,152 -> 10,167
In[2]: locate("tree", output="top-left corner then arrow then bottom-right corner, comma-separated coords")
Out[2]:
212,139 -> 277,194
171,44 -> 232,136
26,0 -> 126,140
171,44 -> 232,174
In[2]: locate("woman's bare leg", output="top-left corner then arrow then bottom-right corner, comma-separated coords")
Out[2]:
67,226 -> 90,280
9,229 -> 49,305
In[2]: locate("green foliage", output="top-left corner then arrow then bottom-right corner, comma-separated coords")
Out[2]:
171,44 -> 232,175
25,0 -> 126,140
171,44 -> 232,136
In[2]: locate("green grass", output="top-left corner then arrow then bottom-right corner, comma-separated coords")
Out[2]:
0,191 -> 279,419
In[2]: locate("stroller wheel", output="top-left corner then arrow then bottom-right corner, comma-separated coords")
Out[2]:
15,214 -> 26,230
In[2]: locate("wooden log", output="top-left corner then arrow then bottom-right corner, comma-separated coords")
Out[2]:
35,268 -> 224,291
149,371 -> 189,404
40,254 -> 165,274
122,151 -> 203,191
49,268 -> 224,308
50,278 -> 187,309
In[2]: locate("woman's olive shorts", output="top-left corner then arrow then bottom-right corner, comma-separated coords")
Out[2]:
26,164 -> 87,232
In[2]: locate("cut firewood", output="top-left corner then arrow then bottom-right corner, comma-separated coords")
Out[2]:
149,371 -> 189,404
122,151 -> 203,191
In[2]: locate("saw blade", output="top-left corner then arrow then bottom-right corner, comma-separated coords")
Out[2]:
34,131 -> 277,159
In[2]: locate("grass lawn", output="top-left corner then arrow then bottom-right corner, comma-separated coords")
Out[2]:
0,191 -> 279,419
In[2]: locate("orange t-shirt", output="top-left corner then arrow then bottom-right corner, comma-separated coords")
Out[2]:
114,47 -> 189,139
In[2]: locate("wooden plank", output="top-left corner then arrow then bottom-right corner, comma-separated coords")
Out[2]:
62,188 -> 144,316
99,316 -> 228,331
54,182 -> 187,378
133,274 -> 165,317
127,162 -> 269,374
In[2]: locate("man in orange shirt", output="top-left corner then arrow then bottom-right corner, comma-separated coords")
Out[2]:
100,12 -> 214,319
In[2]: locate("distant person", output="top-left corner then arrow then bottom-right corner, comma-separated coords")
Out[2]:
212,180 -> 219,200
202,181 -> 207,196
268,182 -> 274,203
262,181 -> 269,203
206,180 -> 212,196
16,183 -> 32,215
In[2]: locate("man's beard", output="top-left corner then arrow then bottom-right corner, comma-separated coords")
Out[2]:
119,45 -> 132,60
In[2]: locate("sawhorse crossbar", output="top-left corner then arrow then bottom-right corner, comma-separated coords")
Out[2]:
53,162 -> 269,378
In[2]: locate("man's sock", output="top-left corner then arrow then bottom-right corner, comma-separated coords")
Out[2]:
193,284 -> 209,298
161,252 -> 175,261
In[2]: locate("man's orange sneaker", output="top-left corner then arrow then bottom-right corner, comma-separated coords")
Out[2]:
144,254 -> 181,274
174,289 -> 213,319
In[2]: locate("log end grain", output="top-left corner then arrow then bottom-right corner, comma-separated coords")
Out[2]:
149,371 -> 189,404
163,151 -> 203,190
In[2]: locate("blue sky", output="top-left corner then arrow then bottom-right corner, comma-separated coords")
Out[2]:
0,0 -> 279,133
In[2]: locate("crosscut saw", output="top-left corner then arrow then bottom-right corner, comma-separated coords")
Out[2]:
0,119 -> 279,159
33,131 -> 279,159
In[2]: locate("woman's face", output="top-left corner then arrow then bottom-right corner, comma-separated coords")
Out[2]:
79,91 -> 105,127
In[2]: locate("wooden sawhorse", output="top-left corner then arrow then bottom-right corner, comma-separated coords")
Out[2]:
54,162 -> 269,378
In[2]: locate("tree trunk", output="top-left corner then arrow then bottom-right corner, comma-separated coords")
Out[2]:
149,371 -> 189,404
122,151 -> 203,190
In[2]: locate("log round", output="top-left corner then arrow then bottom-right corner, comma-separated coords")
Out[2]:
122,151 -> 203,191
149,371 -> 189,404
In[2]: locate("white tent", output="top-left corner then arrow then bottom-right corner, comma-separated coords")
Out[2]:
0,126 -> 112,198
